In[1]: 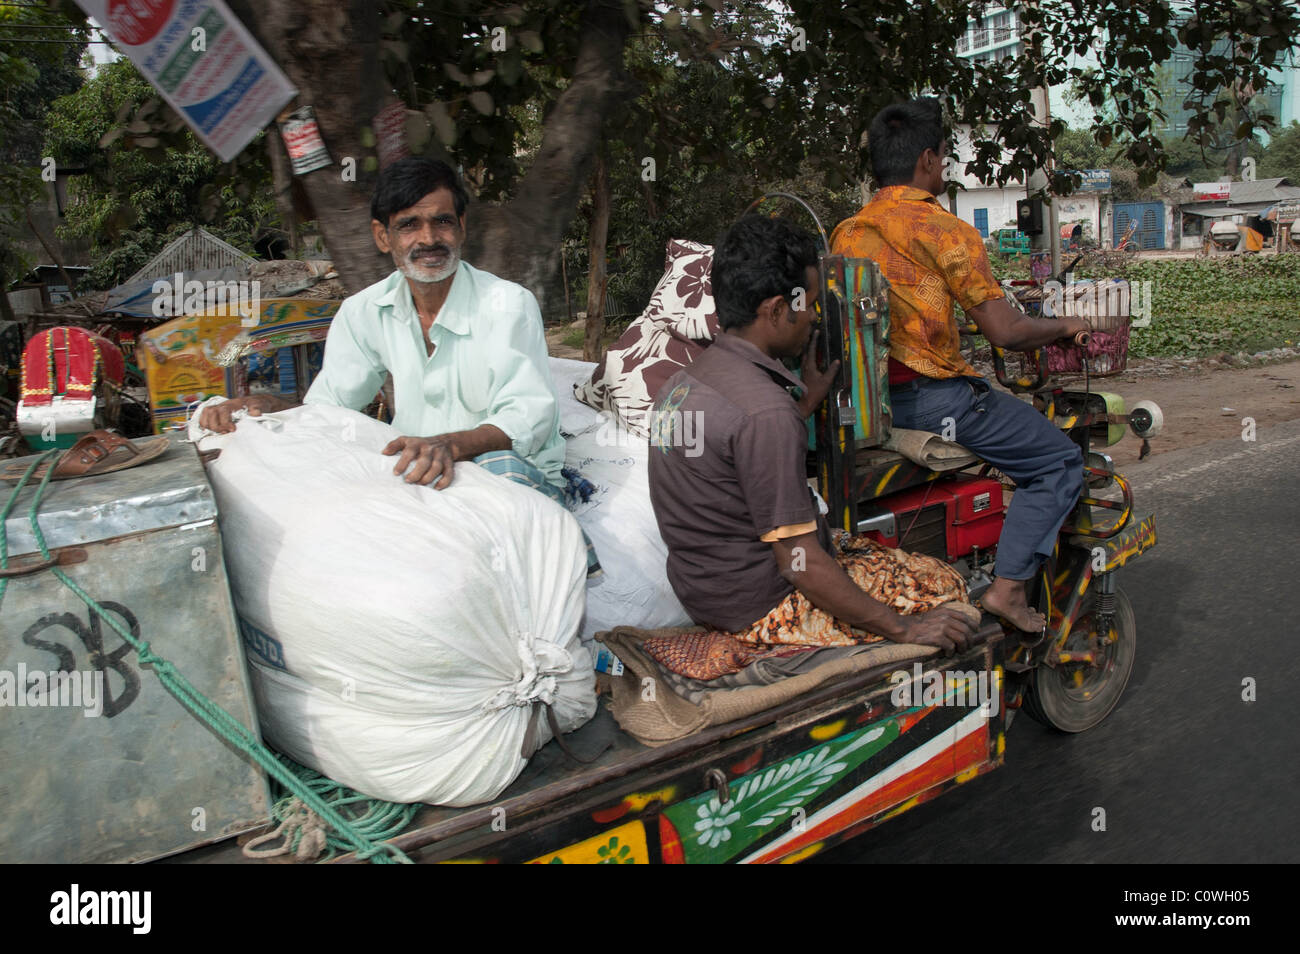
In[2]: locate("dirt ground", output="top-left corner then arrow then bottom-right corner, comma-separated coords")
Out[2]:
1056,356 -> 1300,469
545,319 -> 589,360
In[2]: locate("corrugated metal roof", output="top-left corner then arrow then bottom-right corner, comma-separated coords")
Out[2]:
1181,180 -> 1300,217
125,228 -> 255,285
1228,177 -> 1295,204
1182,204 -> 1241,218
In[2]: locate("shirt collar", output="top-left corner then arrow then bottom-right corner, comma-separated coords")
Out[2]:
873,184 -> 942,206
374,263 -> 472,336
711,332 -> 806,395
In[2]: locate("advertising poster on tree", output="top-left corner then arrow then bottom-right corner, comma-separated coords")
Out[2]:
277,106 -> 333,175
73,0 -> 296,161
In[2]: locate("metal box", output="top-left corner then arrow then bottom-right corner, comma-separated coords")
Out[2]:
0,436 -> 269,862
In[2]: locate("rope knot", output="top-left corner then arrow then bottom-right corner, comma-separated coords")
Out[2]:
241,798 -> 329,863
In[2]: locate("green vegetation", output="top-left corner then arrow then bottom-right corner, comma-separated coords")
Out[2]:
983,253 -> 1298,359
1259,122 -> 1300,183
988,254 -> 1033,281
43,59 -> 277,289
1123,256 -> 1300,358
0,4 -> 87,297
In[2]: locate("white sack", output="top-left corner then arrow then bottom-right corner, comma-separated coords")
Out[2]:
197,400 -> 593,806
547,359 -> 692,639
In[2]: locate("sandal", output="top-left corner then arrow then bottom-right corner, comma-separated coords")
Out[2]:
1,430 -> 171,482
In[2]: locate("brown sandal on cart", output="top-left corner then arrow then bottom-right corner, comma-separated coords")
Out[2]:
1,430 -> 171,483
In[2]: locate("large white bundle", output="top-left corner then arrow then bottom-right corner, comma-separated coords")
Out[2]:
197,401 -> 593,806
566,427 -> 691,639
547,358 -> 691,641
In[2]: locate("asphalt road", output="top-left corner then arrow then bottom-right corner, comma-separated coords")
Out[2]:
822,416 -> 1300,864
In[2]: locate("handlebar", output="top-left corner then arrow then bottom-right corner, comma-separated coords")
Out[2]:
990,343 -> 1050,391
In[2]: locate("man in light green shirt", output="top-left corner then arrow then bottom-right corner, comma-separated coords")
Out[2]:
301,253 -> 565,486
199,158 -> 595,570
201,157 -> 562,486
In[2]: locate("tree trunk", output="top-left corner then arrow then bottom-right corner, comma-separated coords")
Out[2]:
265,132 -> 301,258
583,151 -> 610,362
232,0 -> 633,312
0,267 -> 16,324
455,0 -> 632,313
25,209 -> 89,314
229,0 -> 392,293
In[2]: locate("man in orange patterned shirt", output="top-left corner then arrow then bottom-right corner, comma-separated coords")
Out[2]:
831,98 -> 1088,632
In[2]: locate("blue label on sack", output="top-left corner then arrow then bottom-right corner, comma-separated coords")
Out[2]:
239,618 -> 287,671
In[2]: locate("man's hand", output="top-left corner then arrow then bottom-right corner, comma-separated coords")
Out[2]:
796,330 -> 841,418
197,394 -> 294,434
896,603 -> 979,654
381,424 -> 510,489
1062,316 -> 1091,341
383,435 -> 456,489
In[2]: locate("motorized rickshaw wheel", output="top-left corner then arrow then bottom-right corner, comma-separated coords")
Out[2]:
1024,585 -> 1136,733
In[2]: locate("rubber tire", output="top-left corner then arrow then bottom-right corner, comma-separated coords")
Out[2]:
1024,586 -> 1136,733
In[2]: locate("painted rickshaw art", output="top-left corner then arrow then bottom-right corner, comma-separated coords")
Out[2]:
138,299 -> 338,433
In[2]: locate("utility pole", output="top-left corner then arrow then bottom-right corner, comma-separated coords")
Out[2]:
1023,1 -> 1060,276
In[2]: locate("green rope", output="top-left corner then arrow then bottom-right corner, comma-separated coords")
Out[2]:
263,755 -> 419,862
0,456 -> 413,864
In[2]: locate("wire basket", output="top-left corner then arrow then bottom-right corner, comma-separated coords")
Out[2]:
1041,279 -> 1132,377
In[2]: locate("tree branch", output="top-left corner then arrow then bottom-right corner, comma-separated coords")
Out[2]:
463,0 -> 635,306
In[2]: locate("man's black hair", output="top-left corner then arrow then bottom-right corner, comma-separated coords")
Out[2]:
712,215 -> 819,332
370,157 -> 470,225
868,97 -> 945,187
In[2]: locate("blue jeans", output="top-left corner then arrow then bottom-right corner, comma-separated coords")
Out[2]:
890,376 -> 1083,580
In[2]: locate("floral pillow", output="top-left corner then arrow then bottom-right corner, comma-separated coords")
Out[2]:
574,239 -> 718,436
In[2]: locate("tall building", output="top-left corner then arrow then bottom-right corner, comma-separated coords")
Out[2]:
959,3 -> 1300,139
951,2 -> 1299,248
951,5 -> 1050,242
955,5 -> 1023,66
1154,17 -> 1299,140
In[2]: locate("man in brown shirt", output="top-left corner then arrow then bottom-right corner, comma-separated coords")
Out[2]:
647,216 -> 978,654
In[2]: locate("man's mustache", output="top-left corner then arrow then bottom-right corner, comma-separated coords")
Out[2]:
409,244 -> 452,260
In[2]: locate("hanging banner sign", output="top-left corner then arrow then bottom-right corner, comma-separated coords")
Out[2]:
1272,201 -> 1300,224
1069,169 -> 1111,192
1194,181 -> 1232,200
74,0 -> 297,162
1080,169 -> 1110,192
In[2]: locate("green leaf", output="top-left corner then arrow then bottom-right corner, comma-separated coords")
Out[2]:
515,30 -> 544,54
425,102 -> 456,146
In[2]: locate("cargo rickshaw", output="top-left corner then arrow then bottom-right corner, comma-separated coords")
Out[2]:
1,198 -> 1159,865
245,195 -> 1158,864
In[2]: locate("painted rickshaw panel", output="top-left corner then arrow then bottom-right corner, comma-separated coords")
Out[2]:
366,634 -> 1004,864
138,299 -> 338,433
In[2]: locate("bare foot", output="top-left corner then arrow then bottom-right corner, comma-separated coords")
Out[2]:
980,577 -> 1047,633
